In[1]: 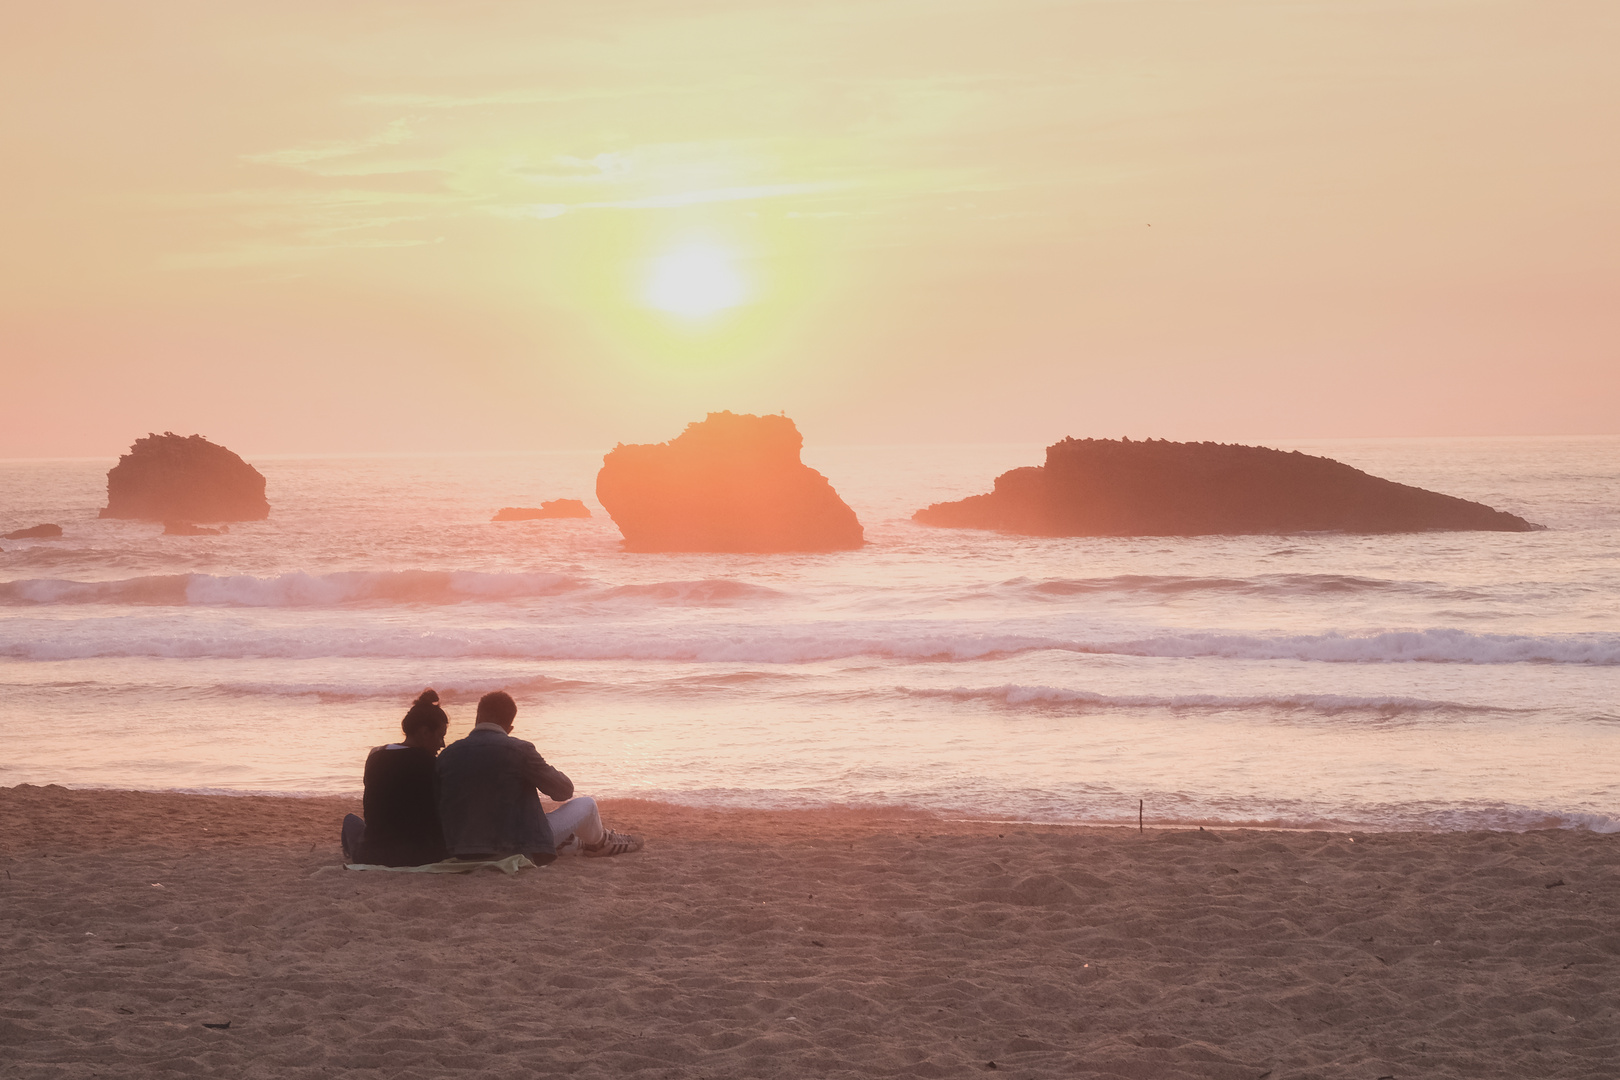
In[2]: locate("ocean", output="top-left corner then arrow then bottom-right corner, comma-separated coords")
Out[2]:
2,436 -> 1616,832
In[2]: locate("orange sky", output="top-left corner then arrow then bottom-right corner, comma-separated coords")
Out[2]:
3,1 -> 1617,456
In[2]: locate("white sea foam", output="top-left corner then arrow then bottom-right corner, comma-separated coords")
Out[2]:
1085,628 -> 1620,666
3,569 -> 1477,608
3,618 -> 1616,665
0,571 -> 782,608
899,684 -> 1520,715
1011,572 -> 1476,600
21,670 -> 1508,718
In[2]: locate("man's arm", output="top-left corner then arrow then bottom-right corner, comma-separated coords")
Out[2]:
518,742 -> 574,801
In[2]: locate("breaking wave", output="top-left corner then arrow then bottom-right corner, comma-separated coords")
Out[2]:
2,619 -> 1615,665
897,684 -> 1522,716
1009,572 -> 1480,601
1067,627 -> 1620,666
1,570 -> 1487,610
0,571 -> 783,608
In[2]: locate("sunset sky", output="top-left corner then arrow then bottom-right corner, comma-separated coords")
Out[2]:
3,1 -> 1617,456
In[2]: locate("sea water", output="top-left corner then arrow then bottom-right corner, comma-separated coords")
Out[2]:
1,436 -> 1616,832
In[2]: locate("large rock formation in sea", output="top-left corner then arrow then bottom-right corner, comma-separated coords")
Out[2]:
914,437 -> 1538,536
596,412 -> 864,552
101,433 -> 269,523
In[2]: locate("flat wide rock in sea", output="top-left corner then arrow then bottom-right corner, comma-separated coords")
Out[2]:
491,500 -> 591,521
596,412 -> 864,552
3,524 -> 63,540
914,437 -> 1538,536
101,433 -> 269,523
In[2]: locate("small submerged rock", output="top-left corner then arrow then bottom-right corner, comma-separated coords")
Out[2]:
491,500 -> 591,521
163,522 -> 228,536
3,524 -> 62,540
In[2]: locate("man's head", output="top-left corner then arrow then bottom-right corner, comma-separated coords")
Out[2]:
476,690 -> 518,732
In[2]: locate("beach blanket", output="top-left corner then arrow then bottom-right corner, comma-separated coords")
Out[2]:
344,854 -> 536,875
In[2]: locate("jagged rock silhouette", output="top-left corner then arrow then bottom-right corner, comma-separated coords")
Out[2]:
101,433 -> 269,523
914,437 -> 1537,536
597,412 -> 863,552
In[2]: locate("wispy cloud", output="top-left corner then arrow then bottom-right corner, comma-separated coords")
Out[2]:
348,88 -> 691,109
242,119 -> 417,170
513,153 -> 638,186
498,180 -> 850,220
163,185 -> 470,267
202,89 -> 987,269
165,234 -> 444,270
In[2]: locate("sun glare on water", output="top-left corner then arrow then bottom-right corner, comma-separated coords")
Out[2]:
644,243 -> 747,318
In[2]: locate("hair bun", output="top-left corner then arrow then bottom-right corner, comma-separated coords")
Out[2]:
415,689 -> 440,706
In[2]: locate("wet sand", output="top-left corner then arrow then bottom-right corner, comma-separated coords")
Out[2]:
3,783 -> 1617,1079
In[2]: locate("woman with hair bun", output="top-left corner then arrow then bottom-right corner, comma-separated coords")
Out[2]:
340,690 -> 451,866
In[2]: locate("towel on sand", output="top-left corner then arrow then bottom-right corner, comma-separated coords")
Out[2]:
344,855 -> 536,874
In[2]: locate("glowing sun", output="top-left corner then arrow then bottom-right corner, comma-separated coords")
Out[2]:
644,243 -> 747,318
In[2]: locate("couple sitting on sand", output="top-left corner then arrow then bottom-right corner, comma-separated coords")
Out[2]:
341,689 -> 642,867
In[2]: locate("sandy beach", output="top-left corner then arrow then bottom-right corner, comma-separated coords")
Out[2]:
2,785 -> 1616,1079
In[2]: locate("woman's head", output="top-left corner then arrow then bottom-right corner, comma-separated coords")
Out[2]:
401,689 -> 450,751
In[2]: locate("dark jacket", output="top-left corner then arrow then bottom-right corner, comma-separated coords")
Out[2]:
358,744 -> 449,866
436,726 -> 574,859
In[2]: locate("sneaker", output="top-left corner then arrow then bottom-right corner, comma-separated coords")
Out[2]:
582,829 -> 644,857
554,834 -> 584,857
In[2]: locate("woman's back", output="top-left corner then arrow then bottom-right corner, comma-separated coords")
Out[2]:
358,744 -> 448,866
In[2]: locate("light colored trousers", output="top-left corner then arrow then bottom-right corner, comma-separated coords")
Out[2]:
546,796 -> 605,847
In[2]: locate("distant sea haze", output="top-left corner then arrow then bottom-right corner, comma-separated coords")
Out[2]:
1,436 -> 1617,834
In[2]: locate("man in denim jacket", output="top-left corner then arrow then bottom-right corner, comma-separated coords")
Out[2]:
436,691 -> 642,864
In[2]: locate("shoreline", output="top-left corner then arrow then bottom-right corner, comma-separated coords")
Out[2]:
9,781 -> 1614,838
4,784 -> 1618,1078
